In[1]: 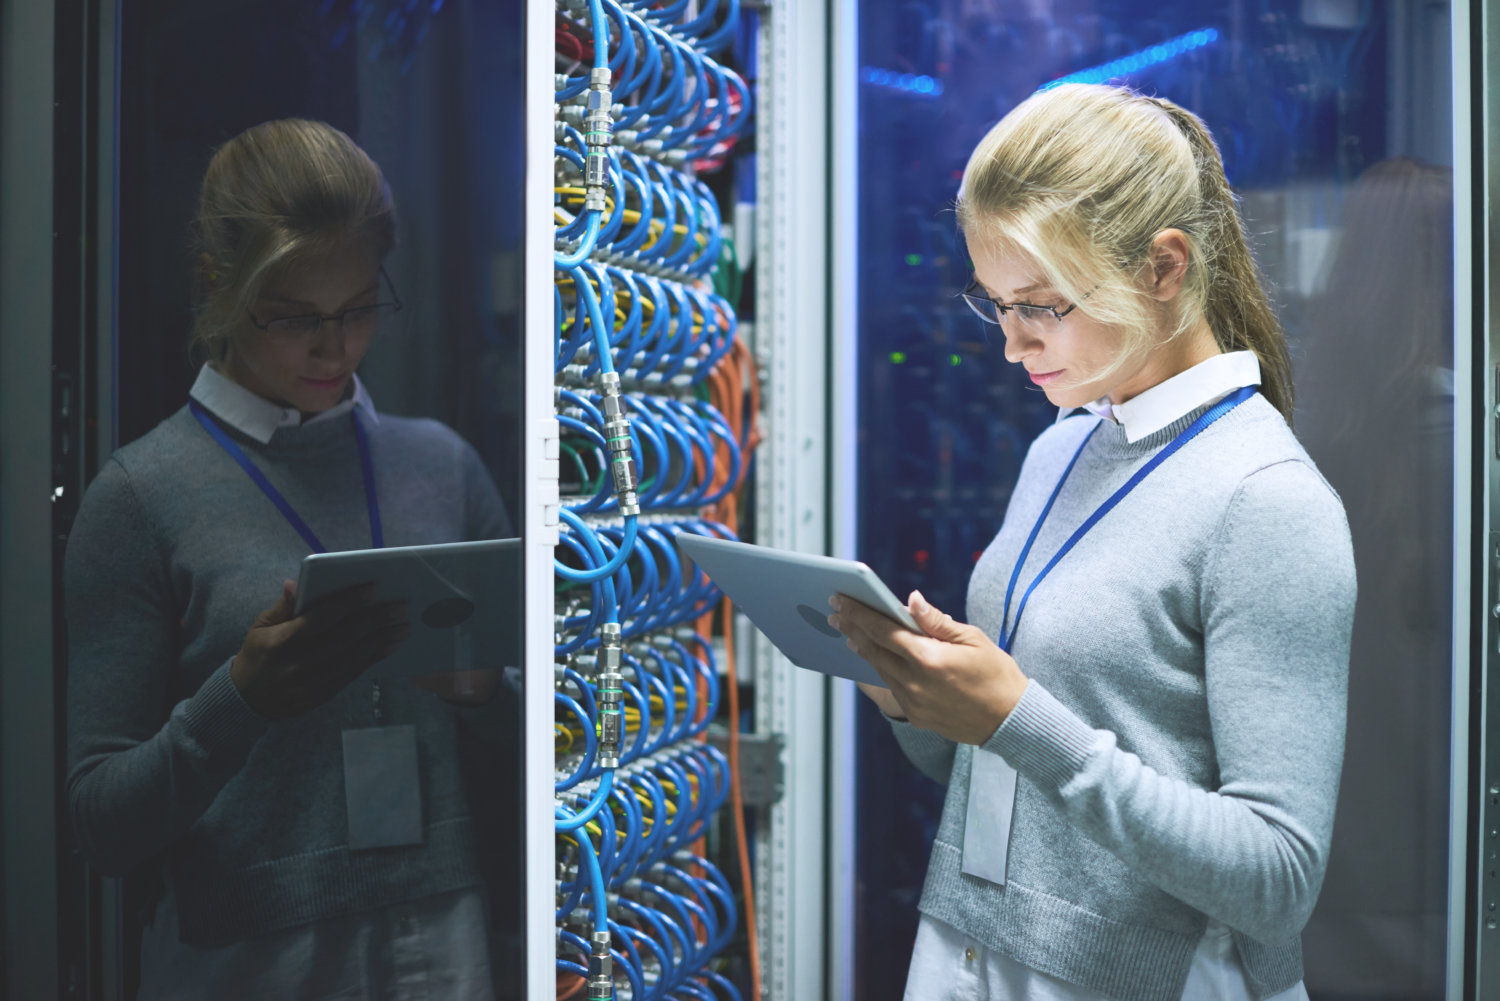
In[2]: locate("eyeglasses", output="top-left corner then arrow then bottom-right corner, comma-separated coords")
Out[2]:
247,267 -> 404,340
957,278 -> 1087,327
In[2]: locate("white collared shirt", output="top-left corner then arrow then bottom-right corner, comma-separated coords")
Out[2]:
188,363 -> 379,444
1063,350 -> 1262,443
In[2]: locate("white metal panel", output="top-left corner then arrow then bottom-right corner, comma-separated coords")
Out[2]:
526,0 -> 563,997
1450,1 -> 1477,997
827,0 -> 861,996
0,2 -> 60,999
754,0 -> 835,997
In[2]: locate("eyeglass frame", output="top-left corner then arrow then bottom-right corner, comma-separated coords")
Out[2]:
246,266 -> 404,338
957,277 -> 1092,327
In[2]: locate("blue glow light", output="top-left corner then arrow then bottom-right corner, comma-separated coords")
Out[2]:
860,66 -> 945,99
1037,27 -> 1219,92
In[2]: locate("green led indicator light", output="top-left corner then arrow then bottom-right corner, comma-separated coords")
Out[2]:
905,253 -> 922,266
950,354 -> 962,366
890,351 -> 907,364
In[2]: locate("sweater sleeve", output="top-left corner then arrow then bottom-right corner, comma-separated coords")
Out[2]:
461,440 -> 514,541
982,459 -> 1355,944
64,458 -> 271,876
888,717 -> 959,786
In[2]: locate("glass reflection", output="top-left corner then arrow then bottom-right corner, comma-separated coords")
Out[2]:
66,2 -> 526,997
1297,157 -> 1454,998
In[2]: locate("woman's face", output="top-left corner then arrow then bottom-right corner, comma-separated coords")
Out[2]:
224,243 -> 383,416
969,244 -> 1159,410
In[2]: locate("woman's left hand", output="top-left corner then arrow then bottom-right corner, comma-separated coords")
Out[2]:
831,590 -> 1029,745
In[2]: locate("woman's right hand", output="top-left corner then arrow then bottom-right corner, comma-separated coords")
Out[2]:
230,580 -> 411,720
857,682 -> 907,720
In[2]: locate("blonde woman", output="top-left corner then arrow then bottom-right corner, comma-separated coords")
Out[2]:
834,85 -> 1355,1001
65,119 -> 511,1000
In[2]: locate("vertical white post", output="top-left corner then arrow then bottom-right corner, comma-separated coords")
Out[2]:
525,0 -> 562,997
754,0 -> 835,996
0,2 -> 59,999
827,0 -> 861,995
1447,1 -> 1477,996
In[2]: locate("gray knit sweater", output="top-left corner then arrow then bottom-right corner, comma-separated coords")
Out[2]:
64,404 -> 510,946
891,394 -> 1355,1001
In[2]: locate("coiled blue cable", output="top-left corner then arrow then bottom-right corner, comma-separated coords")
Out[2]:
557,770 -> 616,832
555,691 -> 599,791
556,212 -> 602,269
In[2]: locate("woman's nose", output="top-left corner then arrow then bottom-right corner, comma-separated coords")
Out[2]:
1001,323 -> 1042,365
309,321 -> 347,358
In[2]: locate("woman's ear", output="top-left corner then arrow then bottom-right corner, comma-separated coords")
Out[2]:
1148,229 -> 1192,302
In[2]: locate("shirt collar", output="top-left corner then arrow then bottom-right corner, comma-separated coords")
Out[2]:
1060,350 -> 1261,443
189,363 -> 379,445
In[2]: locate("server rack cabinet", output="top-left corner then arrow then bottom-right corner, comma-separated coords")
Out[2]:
1,2 -> 65,1000
527,1 -> 779,998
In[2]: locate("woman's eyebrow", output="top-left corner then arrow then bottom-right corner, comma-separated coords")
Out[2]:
259,283 -> 380,310
1011,280 -> 1049,297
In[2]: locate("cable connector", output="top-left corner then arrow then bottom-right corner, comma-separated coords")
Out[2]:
586,930 -> 613,1000
595,622 -> 624,769
584,67 -> 613,214
598,372 -> 640,517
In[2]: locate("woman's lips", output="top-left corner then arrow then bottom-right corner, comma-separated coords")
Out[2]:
1028,370 -> 1063,386
301,374 -> 347,390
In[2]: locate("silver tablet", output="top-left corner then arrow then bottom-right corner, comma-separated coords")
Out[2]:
295,538 -> 522,680
674,533 -> 921,688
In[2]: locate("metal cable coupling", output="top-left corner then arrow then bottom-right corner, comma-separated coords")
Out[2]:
595,621 -> 625,768
599,372 -> 641,516
584,67 -> 614,214
586,930 -> 614,1000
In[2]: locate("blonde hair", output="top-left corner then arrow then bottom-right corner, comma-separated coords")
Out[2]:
190,119 -> 396,363
957,84 -> 1293,423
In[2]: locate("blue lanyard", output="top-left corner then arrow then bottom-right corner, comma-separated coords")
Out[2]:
189,399 -> 384,553
998,385 -> 1257,653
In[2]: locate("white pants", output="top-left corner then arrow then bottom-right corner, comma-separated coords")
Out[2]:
903,913 -> 1311,1001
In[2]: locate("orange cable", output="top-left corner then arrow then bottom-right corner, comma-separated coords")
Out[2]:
557,969 -> 586,999
700,345 -> 763,999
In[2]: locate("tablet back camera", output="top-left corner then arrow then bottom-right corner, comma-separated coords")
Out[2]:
797,604 -> 843,638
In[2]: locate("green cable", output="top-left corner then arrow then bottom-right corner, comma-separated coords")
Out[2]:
715,236 -> 744,309
559,440 -> 591,487
561,437 -> 609,496
724,235 -> 743,309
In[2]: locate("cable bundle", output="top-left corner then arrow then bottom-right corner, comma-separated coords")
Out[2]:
553,265 -> 737,386
553,1 -> 757,998
555,0 -> 750,165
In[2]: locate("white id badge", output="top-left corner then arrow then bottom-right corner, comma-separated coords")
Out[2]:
342,725 -> 424,850
962,748 -> 1019,885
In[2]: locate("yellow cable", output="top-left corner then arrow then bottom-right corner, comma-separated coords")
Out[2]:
555,189 -> 709,248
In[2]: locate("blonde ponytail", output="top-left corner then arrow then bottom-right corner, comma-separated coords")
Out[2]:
957,84 -> 1294,424
1149,98 -> 1294,422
